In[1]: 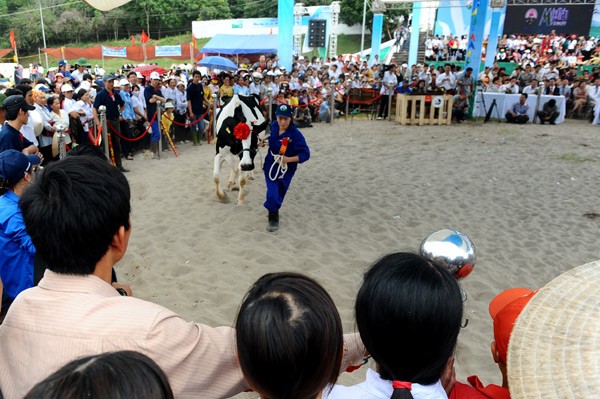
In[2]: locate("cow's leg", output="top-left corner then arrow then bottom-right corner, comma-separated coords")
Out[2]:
213,153 -> 226,200
237,170 -> 247,205
227,154 -> 240,190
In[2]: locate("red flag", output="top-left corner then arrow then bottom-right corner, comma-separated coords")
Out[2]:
141,30 -> 149,44
131,35 -> 135,46
9,30 -> 16,49
192,34 -> 197,49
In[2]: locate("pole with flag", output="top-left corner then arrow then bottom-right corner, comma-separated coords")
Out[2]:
191,34 -> 197,65
9,30 -> 18,63
141,29 -> 149,63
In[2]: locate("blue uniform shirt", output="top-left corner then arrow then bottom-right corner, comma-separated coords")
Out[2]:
265,120 -> 310,177
0,123 -> 33,152
0,191 -> 35,310
93,89 -> 124,119
145,85 -> 164,121
186,82 -> 205,115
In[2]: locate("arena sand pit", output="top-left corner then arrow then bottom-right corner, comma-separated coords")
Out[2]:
117,118 -> 600,397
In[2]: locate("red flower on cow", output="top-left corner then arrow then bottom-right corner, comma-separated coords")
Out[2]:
233,122 -> 251,140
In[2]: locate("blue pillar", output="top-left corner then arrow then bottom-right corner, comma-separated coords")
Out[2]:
408,2 -> 422,67
278,0 -> 294,70
370,13 -> 384,61
484,7 -> 505,69
466,0 -> 489,117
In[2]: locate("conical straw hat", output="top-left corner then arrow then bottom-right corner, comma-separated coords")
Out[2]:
508,260 -> 600,399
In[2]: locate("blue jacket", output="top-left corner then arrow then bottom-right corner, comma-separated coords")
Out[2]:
119,90 -> 135,120
265,120 -> 310,177
0,191 -> 35,310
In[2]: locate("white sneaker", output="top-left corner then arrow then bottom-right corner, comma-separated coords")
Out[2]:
377,116 -> 383,120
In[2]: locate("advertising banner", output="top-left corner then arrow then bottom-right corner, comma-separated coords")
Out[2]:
503,5 -> 594,36
434,0 -> 504,38
155,45 -> 182,57
101,46 -> 127,58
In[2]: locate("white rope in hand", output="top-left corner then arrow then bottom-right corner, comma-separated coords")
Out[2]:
268,151 -> 288,181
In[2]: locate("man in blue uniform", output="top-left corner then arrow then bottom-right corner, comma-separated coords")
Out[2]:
0,96 -> 39,156
0,149 -> 40,316
261,104 -> 310,232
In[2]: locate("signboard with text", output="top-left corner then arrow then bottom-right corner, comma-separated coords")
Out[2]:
503,5 -> 594,36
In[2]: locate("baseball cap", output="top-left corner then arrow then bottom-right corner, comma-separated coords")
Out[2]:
60,84 -> 74,93
489,287 -> 536,363
275,104 -> 292,118
79,81 -> 91,91
4,95 -> 35,113
58,59 -> 68,67
150,71 -> 160,80
120,79 -> 130,87
0,149 -> 41,185
102,74 -> 116,82
113,79 -> 121,88
176,80 -> 185,87
136,72 -> 143,79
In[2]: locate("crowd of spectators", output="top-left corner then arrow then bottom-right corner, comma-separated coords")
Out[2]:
426,31 -> 600,66
1,39 -> 599,168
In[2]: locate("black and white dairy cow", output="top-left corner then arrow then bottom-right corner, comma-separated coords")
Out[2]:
214,94 -> 268,204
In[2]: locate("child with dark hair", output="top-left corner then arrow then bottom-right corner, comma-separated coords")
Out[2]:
326,252 -> 464,399
236,272 -> 365,399
24,350 -> 174,399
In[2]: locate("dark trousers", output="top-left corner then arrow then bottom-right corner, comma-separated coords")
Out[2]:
120,120 -> 134,156
107,118 -> 123,168
505,112 -> 529,124
453,107 -> 467,122
378,94 -> 391,118
537,111 -> 558,124
174,112 -> 190,142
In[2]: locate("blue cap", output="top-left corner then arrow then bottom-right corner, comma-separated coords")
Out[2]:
275,104 -> 292,118
0,150 -> 41,185
102,74 -> 116,82
58,59 -> 68,67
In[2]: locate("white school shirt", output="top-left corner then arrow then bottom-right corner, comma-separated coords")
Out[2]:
325,368 -> 448,399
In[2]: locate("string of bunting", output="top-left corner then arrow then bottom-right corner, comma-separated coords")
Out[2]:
107,113 -> 157,142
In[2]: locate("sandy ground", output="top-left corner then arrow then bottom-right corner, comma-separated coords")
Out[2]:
117,116 -> 600,397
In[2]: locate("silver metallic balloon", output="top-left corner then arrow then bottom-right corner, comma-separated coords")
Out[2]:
419,229 -> 476,279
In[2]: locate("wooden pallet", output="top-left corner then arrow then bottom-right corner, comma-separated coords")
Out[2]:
395,94 -> 454,126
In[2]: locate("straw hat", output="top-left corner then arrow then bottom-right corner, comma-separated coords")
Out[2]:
507,260 -> 600,399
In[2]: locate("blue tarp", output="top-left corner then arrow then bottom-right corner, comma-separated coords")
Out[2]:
200,34 -> 278,55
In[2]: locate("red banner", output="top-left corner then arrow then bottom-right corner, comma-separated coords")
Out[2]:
9,30 -> 15,49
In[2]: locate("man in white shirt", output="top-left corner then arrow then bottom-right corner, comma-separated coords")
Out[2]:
377,64 -> 398,119
522,79 -> 541,95
501,78 -> 520,94
329,64 -> 341,80
436,65 -> 457,92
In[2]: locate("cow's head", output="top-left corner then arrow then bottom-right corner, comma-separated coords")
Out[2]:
236,95 -> 267,170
